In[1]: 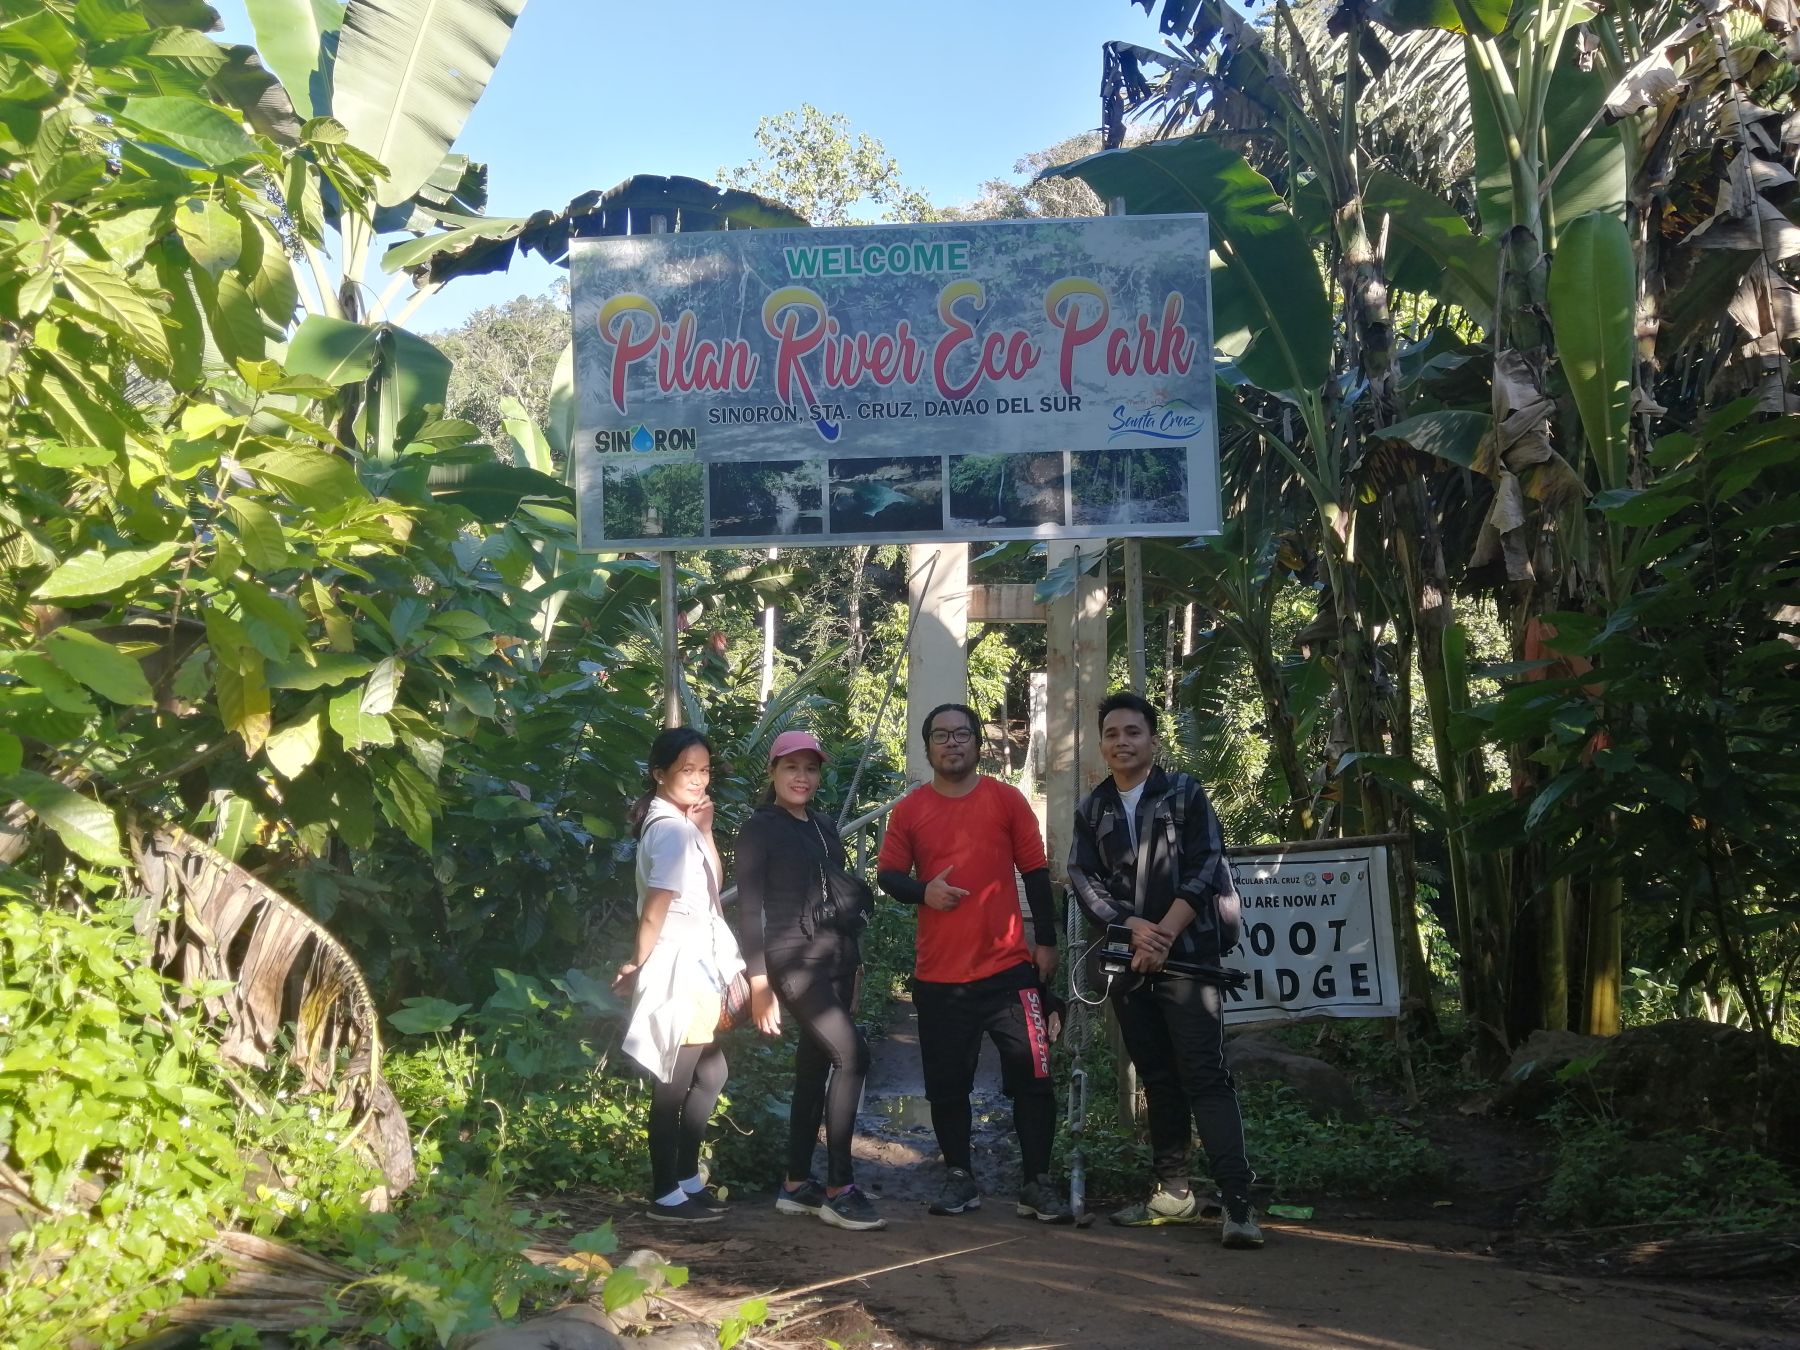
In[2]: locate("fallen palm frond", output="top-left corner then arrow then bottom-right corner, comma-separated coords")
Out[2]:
1602,1227 -> 1800,1279
124,1232 -> 364,1346
131,822 -> 414,1192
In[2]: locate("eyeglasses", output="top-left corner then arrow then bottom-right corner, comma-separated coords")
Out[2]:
928,728 -> 975,745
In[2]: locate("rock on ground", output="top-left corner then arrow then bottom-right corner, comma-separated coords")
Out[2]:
1228,1032 -> 1366,1121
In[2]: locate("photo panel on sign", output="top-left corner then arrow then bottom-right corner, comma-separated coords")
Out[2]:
707,459 -> 826,538
1069,445 -> 1189,528
826,455 -> 944,537
947,452 -> 1067,532
600,456 -> 704,543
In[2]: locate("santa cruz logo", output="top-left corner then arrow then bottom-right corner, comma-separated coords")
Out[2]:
1108,398 -> 1203,443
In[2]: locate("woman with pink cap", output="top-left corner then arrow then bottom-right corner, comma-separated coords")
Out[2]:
734,729 -> 886,1231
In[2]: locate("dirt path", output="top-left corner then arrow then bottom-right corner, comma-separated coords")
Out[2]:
580,999 -> 1795,1349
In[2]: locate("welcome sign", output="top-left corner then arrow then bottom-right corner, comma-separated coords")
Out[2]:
1221,844 -> 1400,1025
569,217 -> 1220,550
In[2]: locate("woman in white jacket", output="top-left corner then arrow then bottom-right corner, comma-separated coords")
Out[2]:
617,727 -> 746,1223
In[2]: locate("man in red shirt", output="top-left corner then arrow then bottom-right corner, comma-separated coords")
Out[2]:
877,702 -> 1072,1223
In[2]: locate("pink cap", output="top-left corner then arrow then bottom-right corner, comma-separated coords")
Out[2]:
768,730 -> 826,766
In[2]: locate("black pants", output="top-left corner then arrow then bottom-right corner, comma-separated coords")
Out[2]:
772,961 -> 868,1188
914,964 -> 1056,1181
648,1041 -> 727,1198
1113,974 -> 1252,1199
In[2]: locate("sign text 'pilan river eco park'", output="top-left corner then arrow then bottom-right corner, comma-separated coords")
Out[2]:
570,216 -> 1219,549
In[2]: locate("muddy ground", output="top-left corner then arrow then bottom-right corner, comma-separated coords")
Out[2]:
547,1000 -> 1798,1349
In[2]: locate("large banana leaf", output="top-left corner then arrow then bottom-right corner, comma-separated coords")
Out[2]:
1549,210 -> 1635,490
1467,32 -> 1627,242
1045,138 -> 1332,397
331,0 -> 527,209
132,824 -> 415,1193
244,0 -> 345,122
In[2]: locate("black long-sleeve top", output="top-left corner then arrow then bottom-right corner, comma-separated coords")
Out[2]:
734,803 -> 857,979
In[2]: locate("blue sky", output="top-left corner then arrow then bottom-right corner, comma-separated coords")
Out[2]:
215,0 -> 1158,330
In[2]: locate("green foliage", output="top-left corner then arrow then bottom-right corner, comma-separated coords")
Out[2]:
1239,1081 -> 1450,1199
716,104 -> 936,226
0,899 -> 375,1349
1461,406 -> 1800,1039
1536,1102 -> 1800,1234
0,900 -> 239,1345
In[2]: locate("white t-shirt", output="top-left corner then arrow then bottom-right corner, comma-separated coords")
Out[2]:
1118,778 -> 1148,851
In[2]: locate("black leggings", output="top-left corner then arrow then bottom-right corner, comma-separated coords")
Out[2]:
773,962 -> 868,1188
648,1041 -> 728,1198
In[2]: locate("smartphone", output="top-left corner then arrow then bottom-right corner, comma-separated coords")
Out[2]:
1105,923 -> 1135,949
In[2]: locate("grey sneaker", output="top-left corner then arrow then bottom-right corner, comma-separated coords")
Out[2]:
818,1185 -> 887,1231
1016,1175 -> 1075,1225
1109,1186 -> 1218,1226
774,1177 -> 826,1216
927,1166 -> 982,1215
1221,1198 -> 1265,1249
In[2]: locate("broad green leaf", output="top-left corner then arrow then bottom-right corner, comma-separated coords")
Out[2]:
224,497 -> 292,572
378,755 -> 437,849
265,709 -> 323,778
0,772 -> 124,867
60,263 -> 172,369
387,996 -> 471,1035
268,651 -> 374,690
117,95 -> 259,166
428,609 -> 489,639
241,446 -> 366,509
369,323 -> 453,459
1363,171 -> 1497,319
33,444 -> 117,468
1549,211 -> 1636,491
426,461 -> 571,521
1047,139 -> 1331,395
206,43 -> 304,144
287,313 -> 379,385
35,542 -> 180,600
213,793 -> 259,861
1371,0 -> 1509,37
361,655 -> 402,715
329,684 -> 395,748
1373,410 -> 1491,468
546,339 -> 575,459
42,629 -> 154,706
1525,770 -> 1583,833
17,268 -> 55,317
217,654 -> 273,755
331,0 -> 527,207
12,653 -> 97,715
245,0 -> 345,121
0,732 -> 18,776
380,215 -> 528,272
500,396 -> 552,474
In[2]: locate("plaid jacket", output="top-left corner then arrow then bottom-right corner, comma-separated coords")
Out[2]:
1067,766 -> 1242,964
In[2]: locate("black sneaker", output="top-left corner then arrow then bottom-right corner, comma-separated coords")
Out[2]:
1221,1196 -> 1265,1249
1016,1175 -> 1075,1225
819,1185 -> 887,1232
927,1166 -> 981,1215
646,1193 -> 724,1224
774,1177 -> 826,1216
681,1185 -> 728,1215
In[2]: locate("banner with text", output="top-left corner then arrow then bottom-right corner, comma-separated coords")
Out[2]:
570,217 -> 1219,550
1221,845 -> 1398,1025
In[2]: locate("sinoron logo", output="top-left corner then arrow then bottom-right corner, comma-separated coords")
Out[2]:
595,425 -> 698,452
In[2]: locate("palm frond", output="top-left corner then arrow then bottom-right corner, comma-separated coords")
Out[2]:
131,823 -> 414,1193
